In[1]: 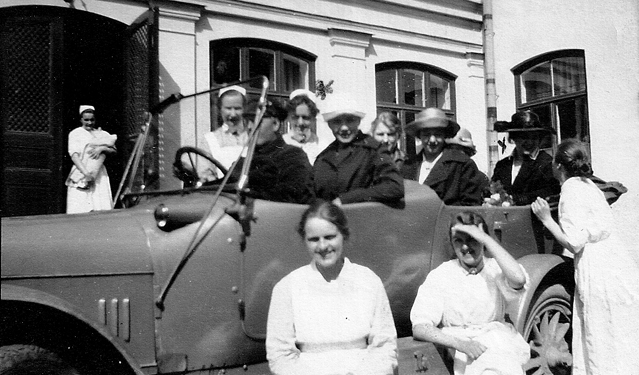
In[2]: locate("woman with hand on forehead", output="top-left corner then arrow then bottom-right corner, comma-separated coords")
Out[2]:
410,211 -> 530,375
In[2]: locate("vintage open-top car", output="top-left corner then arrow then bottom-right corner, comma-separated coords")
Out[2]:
1,78 -> 574,375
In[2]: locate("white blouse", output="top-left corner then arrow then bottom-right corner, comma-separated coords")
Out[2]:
558,177 -> 613,253
410,258 -> 530,375
266,258 -> 397,375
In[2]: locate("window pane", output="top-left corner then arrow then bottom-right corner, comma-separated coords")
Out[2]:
428,75 -> 451,110
402,69 -> 424,106
555,97 -> 589,144
553,56 -> 586,95
376,69 -> 397,104
248,48 -> 276,89
404,110 -> 418,156
282,53 -> 309,92
520,61 -> 552,103
213,46 -> 240,84
527,105 -> 554,151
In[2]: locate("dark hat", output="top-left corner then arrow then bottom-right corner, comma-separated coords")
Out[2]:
494,110 -> 556,134
245,98 -> 288,122
405,108 -> 460,138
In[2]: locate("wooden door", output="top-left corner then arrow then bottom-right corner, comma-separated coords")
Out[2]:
1,14 -> 65,217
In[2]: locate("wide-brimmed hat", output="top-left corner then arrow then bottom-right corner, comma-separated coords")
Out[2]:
494,110 -> 556,134
322,109 -> 365,123
446,128 -> 476,153
405,108 -> 460,138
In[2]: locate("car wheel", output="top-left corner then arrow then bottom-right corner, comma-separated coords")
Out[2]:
0,344 -> 80,375
522,284 -> 573,375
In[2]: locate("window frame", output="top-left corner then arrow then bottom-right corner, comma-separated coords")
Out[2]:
209,38 -> 316,130
375,61 -> 457,156
512,49 -> 590,151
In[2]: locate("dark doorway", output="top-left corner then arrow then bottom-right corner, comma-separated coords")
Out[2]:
1,6 -> 126,216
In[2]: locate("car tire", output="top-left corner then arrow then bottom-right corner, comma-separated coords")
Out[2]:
0,344 -> 80,375
522,284 -> 573,375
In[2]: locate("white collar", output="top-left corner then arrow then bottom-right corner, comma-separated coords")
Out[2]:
221,123 -> 244,135
514,147 -> 539,161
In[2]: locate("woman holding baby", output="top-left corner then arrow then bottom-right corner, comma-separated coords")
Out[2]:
66,105 -> 117,213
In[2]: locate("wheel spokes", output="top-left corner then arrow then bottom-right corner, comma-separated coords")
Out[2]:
526,310 -> 572,374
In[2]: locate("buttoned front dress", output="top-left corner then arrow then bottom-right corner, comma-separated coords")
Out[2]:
266,258 -> 397,375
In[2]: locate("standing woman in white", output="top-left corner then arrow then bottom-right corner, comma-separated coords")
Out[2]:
66,105 -> 116,213
532,138 -> 639,375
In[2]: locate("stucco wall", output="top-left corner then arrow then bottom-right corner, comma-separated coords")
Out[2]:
191,0 -> 488,169
491,0 -> 639,242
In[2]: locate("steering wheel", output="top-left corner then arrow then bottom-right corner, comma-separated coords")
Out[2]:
173,146 -> 228,187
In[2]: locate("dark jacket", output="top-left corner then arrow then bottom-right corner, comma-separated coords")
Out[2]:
313,131 -> 404,204
233,135 -> 314,204
491,149 -> 560,205
402,148 -> 487,206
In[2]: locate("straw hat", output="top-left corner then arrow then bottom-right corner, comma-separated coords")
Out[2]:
446,127 -> 476,153
405,107 -> 460,138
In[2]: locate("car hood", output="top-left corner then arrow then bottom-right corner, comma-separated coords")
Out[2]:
1,208 -> 153,278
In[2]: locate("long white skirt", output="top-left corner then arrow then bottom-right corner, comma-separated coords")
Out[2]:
66,166 -> 113,214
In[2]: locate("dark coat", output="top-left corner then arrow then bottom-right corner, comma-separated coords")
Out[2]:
232,135 -> 315,204
313,131 -> 404,204
491,149 -> 560,206
402,148 -> 487,206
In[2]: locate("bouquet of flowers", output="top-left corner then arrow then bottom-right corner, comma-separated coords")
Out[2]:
483,181 -> 515,207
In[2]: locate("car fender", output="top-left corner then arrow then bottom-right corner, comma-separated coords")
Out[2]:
506,254 -> 573,333
1,283 -> 145,375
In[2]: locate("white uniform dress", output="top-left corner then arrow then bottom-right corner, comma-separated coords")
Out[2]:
204,125 -> 248,177
282,132 -> 321,165
266,258 -> 397,375
558,177 -> 639,375
66,127 -> 114,213
410,258 -> 530,375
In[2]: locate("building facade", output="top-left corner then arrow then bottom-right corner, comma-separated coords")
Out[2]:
1,0 -> 637,225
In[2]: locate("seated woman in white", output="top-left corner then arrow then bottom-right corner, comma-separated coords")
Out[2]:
410,211 -> 530,375
266,200 -> 397,375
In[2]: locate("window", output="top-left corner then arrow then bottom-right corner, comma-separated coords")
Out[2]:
513,50 -> 589,152
210,39 -> 316,129
376,62 -> 456,156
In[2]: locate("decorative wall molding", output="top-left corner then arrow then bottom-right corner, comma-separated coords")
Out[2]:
328,28 -> 372,61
